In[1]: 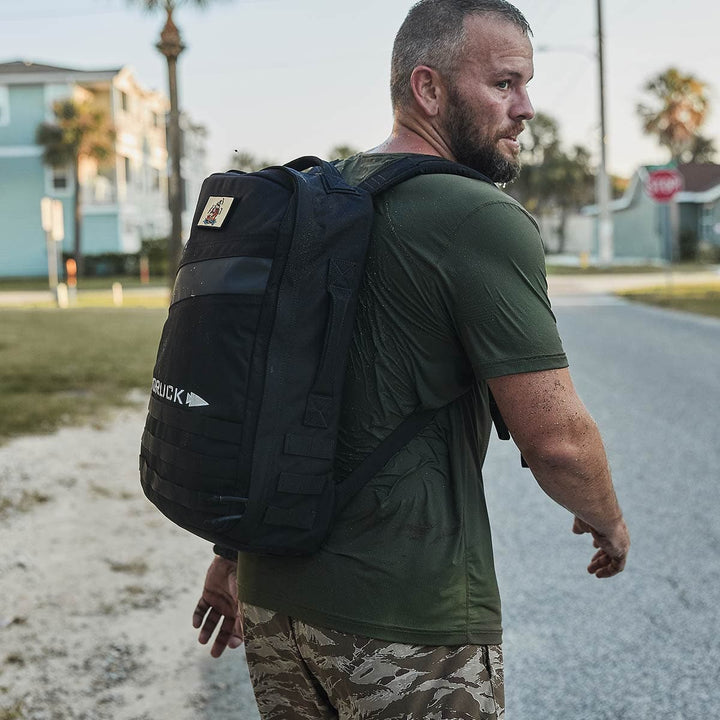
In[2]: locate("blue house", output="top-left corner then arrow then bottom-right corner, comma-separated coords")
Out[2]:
0,60 -> 184,278
583,163 -> 720,263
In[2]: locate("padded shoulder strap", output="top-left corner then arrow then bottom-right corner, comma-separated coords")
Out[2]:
358,155 -> 492,196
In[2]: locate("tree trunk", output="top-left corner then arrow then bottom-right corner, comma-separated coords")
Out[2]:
157,8 -> 185,287
556,207 -> 568,255
73,155 -> 83,277
166,53 -> 183,283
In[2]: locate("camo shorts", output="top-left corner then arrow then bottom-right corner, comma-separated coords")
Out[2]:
243,604 -> 504,720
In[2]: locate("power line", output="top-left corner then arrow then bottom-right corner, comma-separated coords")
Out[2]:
2,0 -> 286,22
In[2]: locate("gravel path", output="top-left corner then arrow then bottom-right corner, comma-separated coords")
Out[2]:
0,406 -> 260,720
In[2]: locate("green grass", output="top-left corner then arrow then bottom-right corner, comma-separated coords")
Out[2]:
0,306 -> 167,442
618,282 -> 720,319
545,262 -> 714,275
0,293 -> 170,310
0,275 -> 167,291
0,278 -> 170,310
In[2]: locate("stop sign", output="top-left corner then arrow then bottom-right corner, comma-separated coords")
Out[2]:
645,169 -> 684,202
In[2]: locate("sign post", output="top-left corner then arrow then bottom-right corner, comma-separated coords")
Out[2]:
40,198 -> 64,302
644,168 -> 684,264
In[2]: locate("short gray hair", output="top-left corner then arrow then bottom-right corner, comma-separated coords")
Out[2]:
390,0 -> 532,111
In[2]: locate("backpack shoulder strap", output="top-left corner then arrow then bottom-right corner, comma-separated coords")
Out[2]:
357,155 -> 492,196
337,155 -> 518,500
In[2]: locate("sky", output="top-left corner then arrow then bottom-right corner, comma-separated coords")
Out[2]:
2,0 -> 719,179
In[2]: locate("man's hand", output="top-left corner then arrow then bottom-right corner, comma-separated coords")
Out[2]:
573,516 -> 630,578
192,556 -> 244,657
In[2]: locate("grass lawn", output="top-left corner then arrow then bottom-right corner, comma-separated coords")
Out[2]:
0,306 -> 167,442
0,275 -> 169,291
545,262 -> 714,275
1,290 -> 171,310
618,281 -> 720,319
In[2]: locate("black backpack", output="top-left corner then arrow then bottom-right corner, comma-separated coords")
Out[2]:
139,155 -> 493,556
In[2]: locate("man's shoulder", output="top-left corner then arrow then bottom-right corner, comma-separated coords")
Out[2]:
338,152 -> 538,235
337,152 -> 499,196
397,168 -> 537,235
403,168 -> 514,203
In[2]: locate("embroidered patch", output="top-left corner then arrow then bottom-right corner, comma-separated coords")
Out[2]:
197,196 -> 234,229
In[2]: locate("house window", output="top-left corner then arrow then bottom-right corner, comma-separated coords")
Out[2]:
45,166 -> 72,197
124,156 -> 132,185
0,86 -> 9,126
53,171 -> 69,191
120,91 -> 129,113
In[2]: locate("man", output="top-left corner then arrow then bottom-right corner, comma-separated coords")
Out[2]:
192,1 -> 630,718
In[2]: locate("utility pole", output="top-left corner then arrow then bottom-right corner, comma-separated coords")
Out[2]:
596,0 -> 614,265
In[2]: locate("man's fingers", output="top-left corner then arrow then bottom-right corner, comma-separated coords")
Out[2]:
198,607 -> 223,645
587,549 -> 626,577
195,599 -> 243,655
210,615 -> 244,657
192,598 -> 210,629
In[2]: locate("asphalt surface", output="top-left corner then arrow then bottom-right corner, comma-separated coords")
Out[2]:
484,294 -> 720,719
200,292 -> 720,720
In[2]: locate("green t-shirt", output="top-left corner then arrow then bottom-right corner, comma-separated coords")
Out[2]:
237,154 -> 568,645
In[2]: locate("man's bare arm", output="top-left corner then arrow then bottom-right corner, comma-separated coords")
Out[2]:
487,367 -> 630,577
192,556 -> 244,657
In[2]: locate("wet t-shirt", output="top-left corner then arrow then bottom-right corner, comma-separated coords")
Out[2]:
237,154 -> 568,645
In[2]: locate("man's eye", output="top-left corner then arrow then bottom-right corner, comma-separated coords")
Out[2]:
497,80 -> 511,90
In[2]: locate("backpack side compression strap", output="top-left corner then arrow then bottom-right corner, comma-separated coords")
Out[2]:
334,407 -> 437,511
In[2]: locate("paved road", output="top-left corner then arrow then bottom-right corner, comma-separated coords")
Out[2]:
483,294 -> 720,719
199,291 -> 720,720
201,294 -> 720,720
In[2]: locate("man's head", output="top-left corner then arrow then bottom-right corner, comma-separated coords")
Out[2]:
391,0 -> 535,182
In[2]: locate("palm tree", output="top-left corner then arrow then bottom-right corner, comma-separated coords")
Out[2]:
507,113 -> 595,253
229,150 -> 276,173
130,0 -> 224,282
508,112 -> 562,217
687,134 -> 717,163
328,144 -> 361,161
637,68 -> 710,163
36,98 -> 115,277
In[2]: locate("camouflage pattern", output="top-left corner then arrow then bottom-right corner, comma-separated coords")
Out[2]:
243,604 -> 504,720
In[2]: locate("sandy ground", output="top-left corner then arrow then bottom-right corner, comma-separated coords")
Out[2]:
0,404 -> 261,720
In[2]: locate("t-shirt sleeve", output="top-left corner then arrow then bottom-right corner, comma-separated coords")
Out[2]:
442,199 -> 568,379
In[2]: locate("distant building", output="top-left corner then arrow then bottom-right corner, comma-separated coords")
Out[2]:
583,163 -> 720,264
180,113 -> 208,232
0,60 -> 207,278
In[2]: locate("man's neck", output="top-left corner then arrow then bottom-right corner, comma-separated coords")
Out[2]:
367,117 -> 455,159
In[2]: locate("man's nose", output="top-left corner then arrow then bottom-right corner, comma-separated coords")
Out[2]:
512,88 -> 534,121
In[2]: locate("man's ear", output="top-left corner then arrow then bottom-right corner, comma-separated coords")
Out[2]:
409,65 -> 444,118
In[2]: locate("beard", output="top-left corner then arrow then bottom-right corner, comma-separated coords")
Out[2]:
444,84 -> 522,183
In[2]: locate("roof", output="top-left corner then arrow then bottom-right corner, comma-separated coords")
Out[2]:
0,60 -> 122,78
583,162 -> 720,214
677,163 -> 720,193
